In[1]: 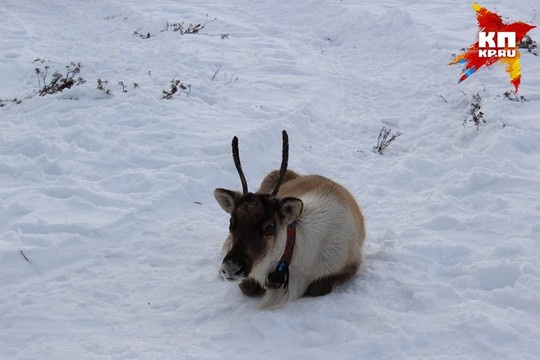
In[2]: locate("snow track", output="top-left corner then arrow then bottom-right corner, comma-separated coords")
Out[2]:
1,0 -> 540,359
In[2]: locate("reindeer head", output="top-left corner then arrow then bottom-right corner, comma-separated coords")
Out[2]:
214,131 -> 303,280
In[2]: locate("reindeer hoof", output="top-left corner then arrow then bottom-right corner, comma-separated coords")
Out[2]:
239,278 -> 265,297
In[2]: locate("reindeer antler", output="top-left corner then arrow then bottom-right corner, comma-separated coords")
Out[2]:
270,130 -> 289,198
232,136 -> 248,195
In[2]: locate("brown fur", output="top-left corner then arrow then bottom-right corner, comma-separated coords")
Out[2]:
262,171 -> 366,272
240,278 -> 266,297
217,168 -> 366,308
257,171 -> 366,298
278,174 -> 365,240
256,170 -> 300,194
305,264 -> 359,297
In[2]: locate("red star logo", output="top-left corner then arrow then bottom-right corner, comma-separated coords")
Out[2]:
450,3 -> 536,92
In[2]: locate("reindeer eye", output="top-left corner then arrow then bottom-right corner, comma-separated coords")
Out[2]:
264,224 -> 276,235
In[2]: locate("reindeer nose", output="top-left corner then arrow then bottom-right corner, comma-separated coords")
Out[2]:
220,258 -> 245,280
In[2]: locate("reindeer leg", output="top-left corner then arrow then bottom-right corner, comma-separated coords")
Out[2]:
239,278 -> 266,297
305,264 -> 358,297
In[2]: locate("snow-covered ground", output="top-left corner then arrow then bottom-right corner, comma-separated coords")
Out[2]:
1,0 -> 540,358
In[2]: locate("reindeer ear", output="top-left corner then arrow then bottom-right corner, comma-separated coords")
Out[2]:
279,197 -> 303,224
214,188 -> 241,214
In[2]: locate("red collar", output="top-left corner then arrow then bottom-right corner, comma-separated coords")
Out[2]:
267,222 -> 297,291
281,222 -> 297,265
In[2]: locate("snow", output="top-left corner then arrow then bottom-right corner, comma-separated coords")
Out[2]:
1,0 -> 540,358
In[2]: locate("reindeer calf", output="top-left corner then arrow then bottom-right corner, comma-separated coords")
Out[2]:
214,131 -> 365,309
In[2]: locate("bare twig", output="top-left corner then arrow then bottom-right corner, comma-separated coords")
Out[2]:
465,92 -> 485,130
211,65 -> 222,81
162,78 -> 191,99
19,249 -> 44,276
373,127 -> 402,155
35,62 -> 86,96
20,250 -> 30,263
165,14 -> 217,35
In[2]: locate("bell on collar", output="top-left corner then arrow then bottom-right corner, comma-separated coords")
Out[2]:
267,261 -> 290,291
